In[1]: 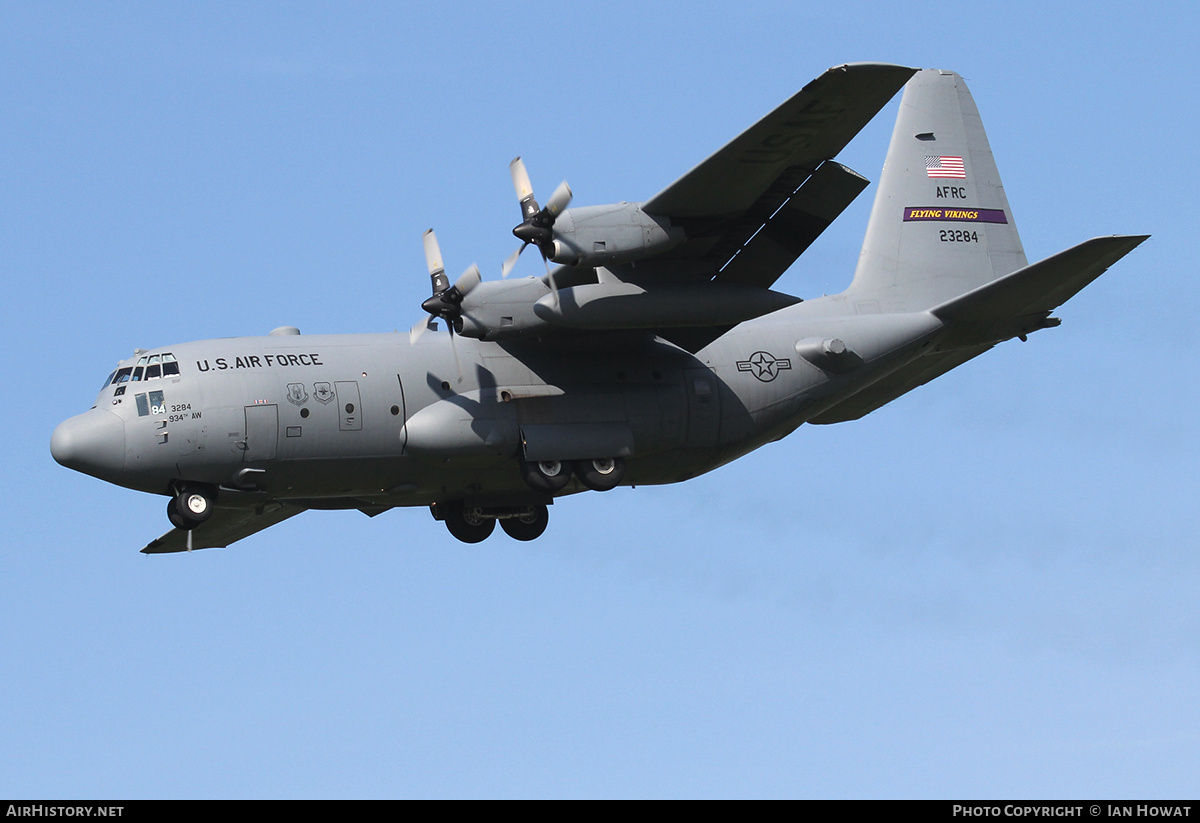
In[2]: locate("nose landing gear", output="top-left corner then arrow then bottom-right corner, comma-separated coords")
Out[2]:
167,484 -> 217,531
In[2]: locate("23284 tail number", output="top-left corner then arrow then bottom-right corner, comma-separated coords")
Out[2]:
939,229 -> 979,243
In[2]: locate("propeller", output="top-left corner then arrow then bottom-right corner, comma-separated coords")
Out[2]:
501,157 -> 572,277
409,229 -> 481,383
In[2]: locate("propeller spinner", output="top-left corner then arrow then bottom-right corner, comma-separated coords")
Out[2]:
501,157 -> 572,277
410,229 -> 481,345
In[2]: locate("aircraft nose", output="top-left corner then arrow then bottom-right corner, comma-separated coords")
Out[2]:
51,409 -> 126,481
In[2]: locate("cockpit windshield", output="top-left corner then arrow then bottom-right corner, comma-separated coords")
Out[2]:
102,353 -> 180,390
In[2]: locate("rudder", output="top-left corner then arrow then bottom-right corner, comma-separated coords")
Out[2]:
846,69 -> 1027,311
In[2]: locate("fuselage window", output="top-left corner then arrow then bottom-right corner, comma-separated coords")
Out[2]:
134,391 -> 166,416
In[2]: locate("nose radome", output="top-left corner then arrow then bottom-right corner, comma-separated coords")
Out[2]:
51,409 -> 126,481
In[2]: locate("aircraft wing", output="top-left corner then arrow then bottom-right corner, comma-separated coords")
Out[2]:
640,63 -> 917,289
141,502 -> 306,553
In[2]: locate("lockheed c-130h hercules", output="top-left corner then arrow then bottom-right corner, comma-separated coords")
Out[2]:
50,65 -> 1147,553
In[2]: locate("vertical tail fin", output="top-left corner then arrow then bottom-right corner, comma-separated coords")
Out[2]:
847,69 -> 1027,311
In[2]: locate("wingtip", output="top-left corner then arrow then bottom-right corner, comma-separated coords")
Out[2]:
829,62 -> 921,77
141,537 -> 168,554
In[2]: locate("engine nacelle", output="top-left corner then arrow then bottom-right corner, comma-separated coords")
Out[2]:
547,202 -> 684,267
454,276 -> 554,341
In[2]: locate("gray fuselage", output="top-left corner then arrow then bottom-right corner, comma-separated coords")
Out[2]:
56,298 -> 942,512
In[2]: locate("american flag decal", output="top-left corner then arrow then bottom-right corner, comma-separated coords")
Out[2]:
925,155 -> 966,178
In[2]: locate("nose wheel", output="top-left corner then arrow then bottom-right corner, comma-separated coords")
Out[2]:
167,485 -> 217,531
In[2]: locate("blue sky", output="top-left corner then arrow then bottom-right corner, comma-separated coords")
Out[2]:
3,1 -> 1197,798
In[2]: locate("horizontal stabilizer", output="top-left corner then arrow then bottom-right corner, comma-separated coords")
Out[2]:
811,234 -> 1148,424
141,503 -> 305,553
932,235 -> 1149,345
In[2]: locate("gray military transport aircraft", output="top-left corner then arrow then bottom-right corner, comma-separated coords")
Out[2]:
51,65 -> 1147,553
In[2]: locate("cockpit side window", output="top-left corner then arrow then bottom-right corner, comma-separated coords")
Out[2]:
114,367 -> 133,384
162,353 -> 179,377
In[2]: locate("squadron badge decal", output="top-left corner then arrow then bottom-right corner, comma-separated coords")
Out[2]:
313,382 -> 335,404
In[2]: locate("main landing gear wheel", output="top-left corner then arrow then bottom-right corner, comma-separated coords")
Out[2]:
576,457 -> 626,491
442,501 -> 495,544
520,459 -> 574,493
499,505 -> 549,541
169,485 -> 216,530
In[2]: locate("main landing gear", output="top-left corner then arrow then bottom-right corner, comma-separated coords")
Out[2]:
431,500 -> 550,544
520,457 -> 626,493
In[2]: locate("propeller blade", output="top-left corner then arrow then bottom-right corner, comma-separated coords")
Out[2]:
448,325 -> 464,383
422,229 -> 448,294
409,315 -> 434,345
510,156 -> 543,223
541,252 -> 560,310
510,156 -> 535,208
543,180 -> 572,219
453,263 -> 481,297
501,243 -> 527,278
